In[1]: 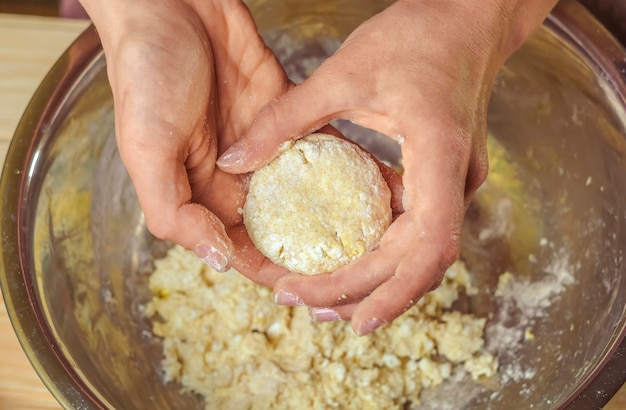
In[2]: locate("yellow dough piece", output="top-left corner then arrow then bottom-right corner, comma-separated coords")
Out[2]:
147,246 -> 498,410
244,133 -> 392,274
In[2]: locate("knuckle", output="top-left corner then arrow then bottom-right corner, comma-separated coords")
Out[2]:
466,151 -> 489,199
258,99 -> 282,127
438,235 -> 462,273
473,149 -> 490,185
144,211 -> 178,243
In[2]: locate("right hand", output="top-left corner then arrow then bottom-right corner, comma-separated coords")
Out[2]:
217,0 -> 557,334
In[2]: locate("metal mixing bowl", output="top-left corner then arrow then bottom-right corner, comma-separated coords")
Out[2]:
2,0 -> 626,408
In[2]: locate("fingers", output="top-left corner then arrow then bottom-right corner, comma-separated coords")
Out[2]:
348,227 -> 456,335
273,126 -> 469,334
349,131 -> 470,334
309,303 -> 356,322
226,225 -> 291,287
378,162 -> 404,216
272,247 -> 395,308
216,63 -> 359,174
117,118 -> 235,272
276,211 -> 454,334
285,215 -> 459,336
132,159 -> 234,272
464,134 -> 489,204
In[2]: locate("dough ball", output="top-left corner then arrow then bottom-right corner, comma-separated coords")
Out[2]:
244,133 -> 392,275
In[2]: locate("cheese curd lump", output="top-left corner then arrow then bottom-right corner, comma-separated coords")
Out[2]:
243,133 -> 392,275
146,245 -> 498,409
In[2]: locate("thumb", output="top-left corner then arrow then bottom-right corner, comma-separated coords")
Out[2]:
119,137 -> 234,272
216,69 -> 353,174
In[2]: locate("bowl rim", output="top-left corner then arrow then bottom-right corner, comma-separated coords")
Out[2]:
0,24 -> 109,410
546,1 -> 626,408
1,1 -> 626,409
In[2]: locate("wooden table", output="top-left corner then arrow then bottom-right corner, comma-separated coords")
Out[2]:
1,11 -> 626,410
0,13 -> 89,409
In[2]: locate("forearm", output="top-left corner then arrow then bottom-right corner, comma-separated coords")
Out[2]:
480,0 -> 559,59
78,0 -> 129,44
78,0 -> 196,50
399,0 -> 558,64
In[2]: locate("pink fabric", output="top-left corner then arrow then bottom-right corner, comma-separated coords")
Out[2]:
59,0 -> 89,19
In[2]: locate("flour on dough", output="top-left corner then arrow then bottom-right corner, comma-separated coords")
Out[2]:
244,133 -> 392,274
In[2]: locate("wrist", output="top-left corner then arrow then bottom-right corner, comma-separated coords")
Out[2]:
78,0 -> 203,53
398,0 -> 557,63
78,0 -> 143,50
487,0 -> 559,59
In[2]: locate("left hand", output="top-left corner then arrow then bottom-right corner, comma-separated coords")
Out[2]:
81,0 -> 295,285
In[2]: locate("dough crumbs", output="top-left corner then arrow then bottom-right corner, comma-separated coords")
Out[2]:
243,133 -> 392,275
146,245 -> 498,410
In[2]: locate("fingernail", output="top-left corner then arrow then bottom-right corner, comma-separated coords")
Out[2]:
274,290 -> 304,306
356,317 -> 384,336
217,141 -> 248,169
194,244 -> 230,272
310,308 -> 341,322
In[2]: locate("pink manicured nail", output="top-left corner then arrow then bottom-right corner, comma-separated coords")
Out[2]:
310,308 -> 341,322
194,244 -> 230,272
356,317 -> 384,336
217,141 -> 248,169
274,290 -> 304,306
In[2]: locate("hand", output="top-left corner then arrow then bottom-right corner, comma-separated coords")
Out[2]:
80,0 -> 293,284
217,0 -> 557,334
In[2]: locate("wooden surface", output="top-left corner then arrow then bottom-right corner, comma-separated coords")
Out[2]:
1,11 -> 626,410
0,13 -> 89,410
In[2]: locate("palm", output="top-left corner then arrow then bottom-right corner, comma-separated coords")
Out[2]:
215,0 -> 495,333
196,3 -> 293,283
192,2 -> 289,225
104,1 -> 290,282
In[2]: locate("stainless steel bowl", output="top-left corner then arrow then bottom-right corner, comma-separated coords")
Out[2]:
2,0 -> 626,408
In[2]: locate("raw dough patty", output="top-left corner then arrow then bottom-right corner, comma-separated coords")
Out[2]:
244,133 -> 392,275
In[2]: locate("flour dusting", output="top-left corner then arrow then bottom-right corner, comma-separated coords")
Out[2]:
487,249 -> 578,389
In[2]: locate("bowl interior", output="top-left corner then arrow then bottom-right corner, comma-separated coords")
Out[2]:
5,0 -> 626,408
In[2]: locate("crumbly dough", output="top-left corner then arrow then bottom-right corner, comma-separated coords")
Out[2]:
244,133 -> 392,275
146,245 -> 498,410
